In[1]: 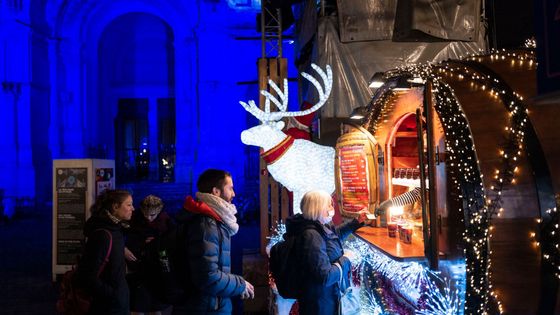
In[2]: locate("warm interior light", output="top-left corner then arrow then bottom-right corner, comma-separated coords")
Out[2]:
389,206 -> 404,217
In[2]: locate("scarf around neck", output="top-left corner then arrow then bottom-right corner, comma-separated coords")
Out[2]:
105,209 -> 130,228
195,192 -> 239,236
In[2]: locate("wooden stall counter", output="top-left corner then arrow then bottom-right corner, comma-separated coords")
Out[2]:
354,226 -> 426,262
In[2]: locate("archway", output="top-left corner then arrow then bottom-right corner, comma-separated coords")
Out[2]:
98,12 -> 175,183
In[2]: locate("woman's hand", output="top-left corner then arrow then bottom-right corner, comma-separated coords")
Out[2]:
124,247 -> 137,262
241,280 -> 255,299
357,208 -> 374,226
343,249 -> 357,261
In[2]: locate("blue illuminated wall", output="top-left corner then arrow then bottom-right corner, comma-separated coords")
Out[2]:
0,0 -> 297,208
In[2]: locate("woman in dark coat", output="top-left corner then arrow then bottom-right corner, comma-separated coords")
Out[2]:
285,190 -> 366,315
76,189 -> 134,315
125,194 -> 174,315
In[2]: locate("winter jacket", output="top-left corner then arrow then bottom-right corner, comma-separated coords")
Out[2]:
285,214 -> 362,315
126,210 -> 174,312
172,196 -> 246,315
76,214 -> 129,315
126,210 -> 174,272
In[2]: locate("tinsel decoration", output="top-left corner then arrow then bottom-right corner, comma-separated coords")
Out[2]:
266,50 -> 535,314
267,223 -> 463,314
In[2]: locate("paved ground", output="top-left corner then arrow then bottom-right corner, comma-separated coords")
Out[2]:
0,211 -> 58,314
0,208 -> 265,315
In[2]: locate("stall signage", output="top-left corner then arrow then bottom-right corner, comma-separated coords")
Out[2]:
335,125 -> 379,217
339,145 -> 370,212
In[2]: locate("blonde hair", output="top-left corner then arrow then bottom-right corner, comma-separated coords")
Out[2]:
301,190 -> 332,221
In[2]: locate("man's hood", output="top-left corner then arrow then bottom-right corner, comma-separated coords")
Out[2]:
175,196 -> 222,223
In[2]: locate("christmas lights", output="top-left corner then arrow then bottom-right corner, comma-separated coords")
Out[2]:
265,51 -> 535,314
267,223 -> 465,314
240,64 -> 336,214
361,50 -> 535,314
535,194 -> 560,280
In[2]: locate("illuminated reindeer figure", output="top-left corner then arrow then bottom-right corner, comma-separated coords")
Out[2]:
240,64 -> 335,214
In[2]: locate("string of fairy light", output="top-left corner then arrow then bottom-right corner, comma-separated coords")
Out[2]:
364,49 -> 536,314
532,193 -> 560,280
266,49 -> 540,315
442,51 -> 540,315
431,80 -> 492,315
367,70 -> 492,314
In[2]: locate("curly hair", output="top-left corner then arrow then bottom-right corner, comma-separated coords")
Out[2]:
140,194 -> 164,216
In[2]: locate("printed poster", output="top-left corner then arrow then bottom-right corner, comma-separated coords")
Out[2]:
55,168 -> 87,265
95,168 -> 114,197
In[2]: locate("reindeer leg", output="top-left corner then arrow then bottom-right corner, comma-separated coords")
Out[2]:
292,189 -> 303,215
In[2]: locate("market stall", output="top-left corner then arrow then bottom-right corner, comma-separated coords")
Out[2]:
333,48 -> 559,314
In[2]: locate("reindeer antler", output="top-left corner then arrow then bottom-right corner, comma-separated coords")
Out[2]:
239,63 -> 333,123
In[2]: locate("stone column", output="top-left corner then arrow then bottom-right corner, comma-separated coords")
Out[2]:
174,31 -> 198,184
57,39 -> 84,157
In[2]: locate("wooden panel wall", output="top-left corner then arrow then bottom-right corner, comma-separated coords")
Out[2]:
258,58 -> 291,255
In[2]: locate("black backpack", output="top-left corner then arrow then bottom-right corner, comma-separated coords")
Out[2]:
145,223 -> 191,304
269,225 -> 318,299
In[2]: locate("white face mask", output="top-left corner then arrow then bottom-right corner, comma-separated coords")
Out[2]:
321,209 -> 335,225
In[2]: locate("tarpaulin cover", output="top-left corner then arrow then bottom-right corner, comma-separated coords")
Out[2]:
302,16 -> 486,117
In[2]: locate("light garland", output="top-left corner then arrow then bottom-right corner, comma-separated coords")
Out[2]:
534,194 -> 560,279
345,236 -> 464,314
240,64 -> 336,214
367,65 -> 490,314
361,49 -> 536,314
264,50 -> 536,315
267,223 -> 464,314
524,38 -> 537,49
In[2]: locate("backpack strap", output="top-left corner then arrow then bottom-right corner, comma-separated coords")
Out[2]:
94,229 -> 113,278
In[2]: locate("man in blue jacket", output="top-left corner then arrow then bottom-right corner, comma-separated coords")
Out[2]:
173,169 -> 254,314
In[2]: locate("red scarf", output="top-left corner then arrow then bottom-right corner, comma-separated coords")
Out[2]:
261,135 -> 295,165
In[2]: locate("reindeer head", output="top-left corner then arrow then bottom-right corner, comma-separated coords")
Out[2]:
239,63 -> 333,150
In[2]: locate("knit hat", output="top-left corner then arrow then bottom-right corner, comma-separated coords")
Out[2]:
141,195 -> 164,217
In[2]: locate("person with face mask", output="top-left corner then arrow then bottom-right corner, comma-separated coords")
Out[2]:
172,169 -> 254,314
284,190 -> 368,315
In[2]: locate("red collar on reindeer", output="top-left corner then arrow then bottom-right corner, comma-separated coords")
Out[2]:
261,135 -> 295,165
